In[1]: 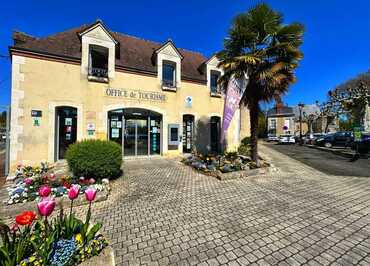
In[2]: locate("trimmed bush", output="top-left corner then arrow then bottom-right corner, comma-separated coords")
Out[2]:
238,137 -> 251,156
66,140 -> 122,180
241,137 -> 251,146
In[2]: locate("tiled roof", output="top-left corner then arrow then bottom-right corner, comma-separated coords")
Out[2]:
11,23 -> 208,83
267,106 -> 294,117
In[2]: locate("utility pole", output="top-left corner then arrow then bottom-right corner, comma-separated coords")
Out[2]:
298,102 -> 305,145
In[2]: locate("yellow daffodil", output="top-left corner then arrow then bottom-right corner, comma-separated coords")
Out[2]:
75,233 -> 82,243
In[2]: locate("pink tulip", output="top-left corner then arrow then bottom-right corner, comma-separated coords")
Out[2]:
89,178 -> 95,184
37,198 -> 55,217
38,185 -> 51,197
24,178 -> 33,185
68,185 -> 80,200
11,223 -> 19,233
85,188 -> 97,202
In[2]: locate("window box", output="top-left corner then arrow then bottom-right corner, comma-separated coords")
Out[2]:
88,45 -> 109,83
88,67 -> 109,83
161,80 -> 177,92
210,89 -> 222,98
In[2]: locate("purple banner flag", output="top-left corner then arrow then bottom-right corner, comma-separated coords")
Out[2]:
220,74 -> 248,144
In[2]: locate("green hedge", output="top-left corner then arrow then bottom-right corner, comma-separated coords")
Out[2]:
66,140 -> 122,180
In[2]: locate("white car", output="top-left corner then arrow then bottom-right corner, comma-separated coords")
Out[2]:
267,134 -> 279,142
278,134 -> 295,144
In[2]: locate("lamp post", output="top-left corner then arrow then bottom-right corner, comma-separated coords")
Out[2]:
298,102 -> 305,145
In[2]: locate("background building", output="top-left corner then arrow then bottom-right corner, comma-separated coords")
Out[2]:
267,102 -> 295,137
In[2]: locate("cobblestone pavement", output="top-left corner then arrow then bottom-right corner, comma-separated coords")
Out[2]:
91,144 -> 370,265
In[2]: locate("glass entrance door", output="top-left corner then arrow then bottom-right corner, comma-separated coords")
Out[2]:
109,108 -> 162,157
123,119 -> 148,156
136,119 -> 148,155
124,120 -> 136,156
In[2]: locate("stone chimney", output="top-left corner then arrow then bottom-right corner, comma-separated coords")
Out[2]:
274,95 -> 283,114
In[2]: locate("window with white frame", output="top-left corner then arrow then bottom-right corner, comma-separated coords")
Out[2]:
88,45 -> 109,78
270,119 -> 276,129
162,61 -> 176,88
210,70 -> 221,93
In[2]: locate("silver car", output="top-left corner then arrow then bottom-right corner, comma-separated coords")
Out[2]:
278,134 -> 295,144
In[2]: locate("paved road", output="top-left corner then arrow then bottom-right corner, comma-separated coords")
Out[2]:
4,145 -> 370,265
265,142 -> 370,177
74,148 -> 370,266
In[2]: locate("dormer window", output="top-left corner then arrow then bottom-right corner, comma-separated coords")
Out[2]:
89,45 -> 108,79
155,40 -> 183,92
205,55 -> 223,97
79,20 -> 118,82
210,70 -> 221,94
162,62 -> 176,88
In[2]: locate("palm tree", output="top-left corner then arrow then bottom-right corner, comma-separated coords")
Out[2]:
218,3 -> 304,165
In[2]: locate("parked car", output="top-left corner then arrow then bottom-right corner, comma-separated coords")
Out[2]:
267,134 -> 279,142
351,133 -> 370,154
294,133 -> 325,144
309,133 -> 326,144
315,132 -> 353,148
278,134 -> 295,144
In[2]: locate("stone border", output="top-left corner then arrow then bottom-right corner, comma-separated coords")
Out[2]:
80,246 -> 115,266
182,156 -> 279,181
0,189 -> 109,219
216,166 -> 278,181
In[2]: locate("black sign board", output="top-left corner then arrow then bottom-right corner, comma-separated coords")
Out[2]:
31,110 -> 42,117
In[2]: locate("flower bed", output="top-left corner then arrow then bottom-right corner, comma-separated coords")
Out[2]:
0,186 -> 109,265
5,163 -> 110,205
182,151 -> 270,179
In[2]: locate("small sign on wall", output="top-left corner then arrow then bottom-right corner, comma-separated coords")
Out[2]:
31,110 -> 42,117
33,117 -> 41,127
87,123 -> 96,136
31,110 -> 42,126
185,96 -> 192,108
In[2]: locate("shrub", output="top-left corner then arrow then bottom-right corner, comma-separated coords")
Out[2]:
238,137 -> 251,156
241,137 -> 251,146
66,140 -> 122,180
238,144 -> 250,156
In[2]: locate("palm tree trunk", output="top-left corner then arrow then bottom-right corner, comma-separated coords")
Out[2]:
250,100 -> 260,166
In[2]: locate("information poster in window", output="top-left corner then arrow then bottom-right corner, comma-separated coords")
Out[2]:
111,128 -> 119,138
117,121 -> 122,128
65,118 -> 72,126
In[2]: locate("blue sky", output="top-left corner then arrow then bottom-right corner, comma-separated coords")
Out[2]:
0,0 -> 369,107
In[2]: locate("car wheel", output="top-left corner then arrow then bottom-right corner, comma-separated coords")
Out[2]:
324,142 -> 332,148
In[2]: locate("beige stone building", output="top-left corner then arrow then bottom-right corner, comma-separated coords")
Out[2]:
267,104 -> 295,138
9,20 -> 250,172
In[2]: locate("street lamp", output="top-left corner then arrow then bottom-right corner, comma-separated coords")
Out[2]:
298,102 -> 305,145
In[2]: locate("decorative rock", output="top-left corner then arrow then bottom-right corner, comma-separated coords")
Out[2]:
239,155 -> 251,162
222,165 -> 232,173
207,164 -> 216,171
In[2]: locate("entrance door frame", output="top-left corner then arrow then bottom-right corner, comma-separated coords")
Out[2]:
182,114 -> 195,153
48,102 -> 83,163
54,106 -> 78,160
106,106 -> 164,157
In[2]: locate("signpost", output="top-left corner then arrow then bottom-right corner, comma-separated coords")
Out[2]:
351,125 -> 363,161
